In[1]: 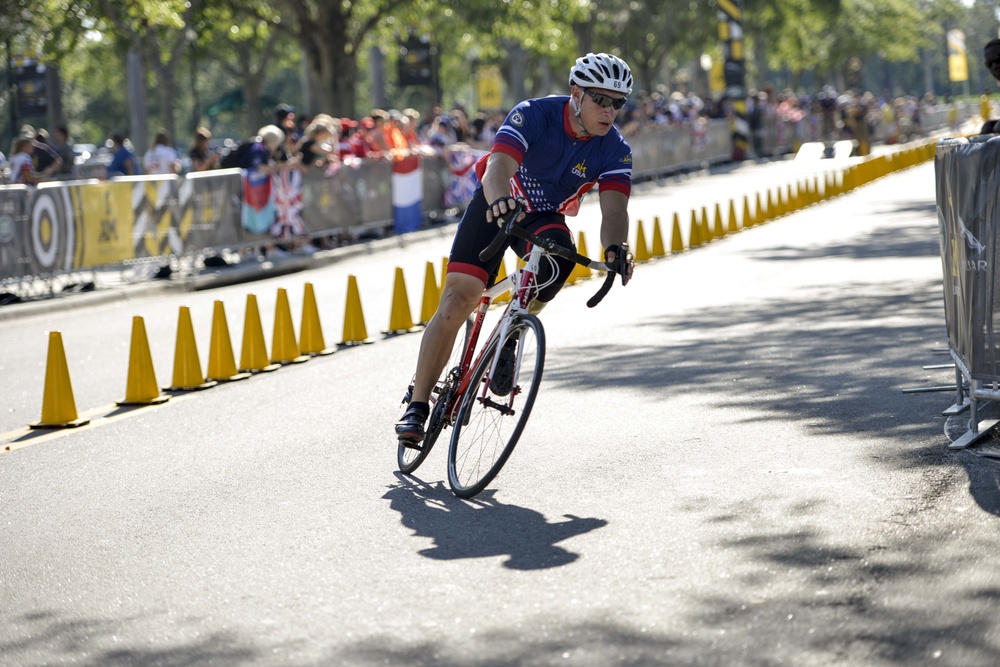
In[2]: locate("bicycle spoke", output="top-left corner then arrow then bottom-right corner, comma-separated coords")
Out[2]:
448,315 -> 545,497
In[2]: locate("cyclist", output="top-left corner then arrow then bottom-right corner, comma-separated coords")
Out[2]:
395,52 -> 636,447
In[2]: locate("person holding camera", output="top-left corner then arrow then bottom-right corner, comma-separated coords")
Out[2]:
189,127 -> 220,171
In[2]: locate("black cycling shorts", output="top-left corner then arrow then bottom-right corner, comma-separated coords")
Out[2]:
448,188 -> 576,303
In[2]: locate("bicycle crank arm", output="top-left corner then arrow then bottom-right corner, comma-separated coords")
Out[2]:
478,396 -> 516,416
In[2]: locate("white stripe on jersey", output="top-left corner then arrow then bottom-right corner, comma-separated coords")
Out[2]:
498,128 -> 529,150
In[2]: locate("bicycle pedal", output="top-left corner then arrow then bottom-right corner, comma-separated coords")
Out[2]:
398,435 -> 424,451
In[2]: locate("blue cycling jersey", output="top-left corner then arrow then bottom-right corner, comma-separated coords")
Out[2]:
474,96 -> 632,216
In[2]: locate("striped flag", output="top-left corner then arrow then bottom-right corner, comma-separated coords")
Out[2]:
392,154 -> 423,234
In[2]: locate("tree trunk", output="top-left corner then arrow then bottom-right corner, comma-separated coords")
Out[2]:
312,14 -> 356,117
572,21 -> 593,56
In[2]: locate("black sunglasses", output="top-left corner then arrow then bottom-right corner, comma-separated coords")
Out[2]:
583,88 -> 627,110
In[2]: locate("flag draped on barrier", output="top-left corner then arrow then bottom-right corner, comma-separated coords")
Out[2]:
392,154 -> 423,234
445,147 -> 484,208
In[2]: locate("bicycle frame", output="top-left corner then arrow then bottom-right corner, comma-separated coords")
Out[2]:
441,244 -> 545,422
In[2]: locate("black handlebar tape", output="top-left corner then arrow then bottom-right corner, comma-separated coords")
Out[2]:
587,271 -> 616,308
479,230 -> 509,263
478,202 -> 524,262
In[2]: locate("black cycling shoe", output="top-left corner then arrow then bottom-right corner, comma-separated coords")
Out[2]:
395,404 -> 428,449
489,337 -> 517,396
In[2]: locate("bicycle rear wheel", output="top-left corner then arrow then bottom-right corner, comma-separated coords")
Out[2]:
447,314 -> 545,498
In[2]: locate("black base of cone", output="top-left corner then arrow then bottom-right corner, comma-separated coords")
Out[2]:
164,380 -> 218,392
273,355 -> 310,365
30,417 -> 90,429
302,348 -> 336,356
241,364 -> 281,373
207,372 -> 253,382
116,395 -> 171,407
339,339 -> 376,347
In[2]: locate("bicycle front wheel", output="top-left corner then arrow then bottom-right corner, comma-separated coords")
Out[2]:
447,314 -> 545,498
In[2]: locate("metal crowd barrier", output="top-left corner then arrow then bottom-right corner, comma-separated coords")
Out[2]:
935,135 -> 1000,450
0,106 -> 977,292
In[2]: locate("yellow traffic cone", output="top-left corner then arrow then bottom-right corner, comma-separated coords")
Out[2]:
700,206 -> 711,242
341,274 -> 372,345
386,267 -> 418,334
650,216 -> 666,257
240,294 -> 280,373
766,189 -> 776,220
117,316 -> 171,405
492,257 -> 512,303
743,195 -> 753,229
670,212 -> 684,253
30,331 -> 90,428
754,191 -> 765,225
300,282 -> 335,356
713,202 -> 725,239
568,231 -> 593,283
787,183 -> 797,213
727,200 -> 739,234
167,306 -> 217,391
272,288 -> 309,364
439,257 -> 449,300
689,210 -> 702,248
206,301 -> 251,382
419,261 -> 439,324
634,220 -> 651,261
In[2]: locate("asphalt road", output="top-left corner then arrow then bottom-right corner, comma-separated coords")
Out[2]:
2,155 -> 999,666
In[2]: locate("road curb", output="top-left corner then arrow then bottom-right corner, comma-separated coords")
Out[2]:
0,221 -> 459,322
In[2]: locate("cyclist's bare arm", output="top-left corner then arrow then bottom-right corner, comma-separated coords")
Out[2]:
598,189 -> 634,283
481,152 -> 523,224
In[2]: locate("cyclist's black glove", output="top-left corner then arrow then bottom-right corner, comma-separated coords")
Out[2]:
487,196 -> 523,227
604,243 -> 632,286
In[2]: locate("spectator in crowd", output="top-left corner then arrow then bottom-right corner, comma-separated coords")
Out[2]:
144,129 -> 181,175
426,114 -> 457,150
107,132 -> 139,177
52,126 -> 75,174
189,127 -> 220,171
29,128 -> 62,175
981,38 -> 1000,134
299,114 -> 342,168
450,108 -> 469,143
384,109 -> 411,158
275,104 -> 298,140
366,109 -> 391,156
8,135 -> 60,185
347,118 -> 373,158
338,117 -> 359,159
0,148 -> 7,179
402,108 -> 422,147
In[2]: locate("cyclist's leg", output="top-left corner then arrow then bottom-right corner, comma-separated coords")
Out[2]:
513,214 -> 575,304
410,273 -> 484,403
397,188 -> 505,443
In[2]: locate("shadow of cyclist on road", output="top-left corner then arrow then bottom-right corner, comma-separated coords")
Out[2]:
383,473 -> 608,570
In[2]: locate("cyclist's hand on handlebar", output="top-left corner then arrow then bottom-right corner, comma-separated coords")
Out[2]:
486,196 -> 525,227
604,244 -> 634,286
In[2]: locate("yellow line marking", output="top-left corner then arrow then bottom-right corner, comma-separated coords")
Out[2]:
1,393 -> 197,454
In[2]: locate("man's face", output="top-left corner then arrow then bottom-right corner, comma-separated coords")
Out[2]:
986,45 -> 1000,82
575,86 -> 626,136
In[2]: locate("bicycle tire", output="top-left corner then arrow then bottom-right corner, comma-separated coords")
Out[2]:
447,314 -> 545,498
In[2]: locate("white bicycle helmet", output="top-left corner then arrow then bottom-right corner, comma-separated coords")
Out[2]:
568,53 -> 633,96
